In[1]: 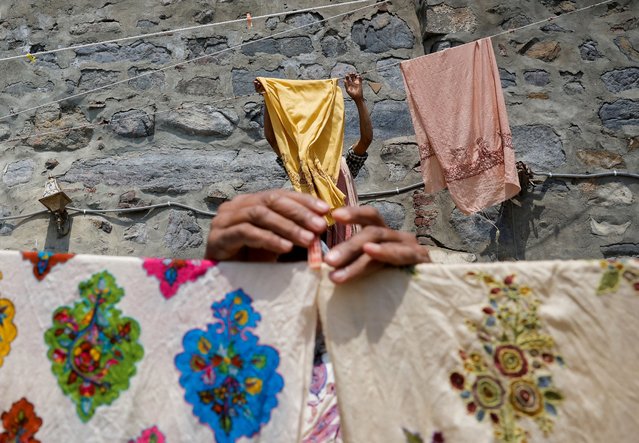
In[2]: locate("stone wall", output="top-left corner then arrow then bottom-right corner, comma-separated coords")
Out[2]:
0,0 -> 424,257
0,0 -> 637,261
411,0 -> 638,260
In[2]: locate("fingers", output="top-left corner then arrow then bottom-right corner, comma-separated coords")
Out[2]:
363,242 -> 431,266
253,79 -> 265,93
324,225 -> 408,269
333,205 -> 385,227
325,204 -> 429,283
209,223 -> 294,259
206,190 -> 330,261
329,253 -> 383,283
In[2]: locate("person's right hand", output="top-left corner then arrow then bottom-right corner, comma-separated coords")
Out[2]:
205,190 -> 329,261
254,79 -> 265,94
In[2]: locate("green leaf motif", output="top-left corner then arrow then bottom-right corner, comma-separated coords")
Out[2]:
403,428 -> 425,443
44,271 -> 144,422
597,268 -> 620,295
543,390 -> 563,401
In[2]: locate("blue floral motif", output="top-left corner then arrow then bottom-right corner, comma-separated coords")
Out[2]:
175,289 -> 284,442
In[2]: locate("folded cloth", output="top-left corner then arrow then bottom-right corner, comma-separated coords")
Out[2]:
318,259 -> 639,442
259,77 -> 346,225
0,251 -> 319,442
401,38 -> 520,214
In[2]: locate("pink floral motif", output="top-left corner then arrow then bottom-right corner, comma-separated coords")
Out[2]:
303,405 -> 340,443
128,426 -> 165,443
143,258 -> 215,299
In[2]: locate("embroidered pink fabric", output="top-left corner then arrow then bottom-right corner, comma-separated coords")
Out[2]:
400,38 -> 520,214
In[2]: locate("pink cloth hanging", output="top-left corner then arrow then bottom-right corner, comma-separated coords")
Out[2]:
326,158 -> 361,248
400,38 -> 520,214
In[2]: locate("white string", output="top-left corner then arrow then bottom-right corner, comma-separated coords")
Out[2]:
0,0 -> 380,63
0,0 -> 388,122
0,0 -> 613,138
360,0 -> 616,76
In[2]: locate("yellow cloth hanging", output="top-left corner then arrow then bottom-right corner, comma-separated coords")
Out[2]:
258,77 -> 346,225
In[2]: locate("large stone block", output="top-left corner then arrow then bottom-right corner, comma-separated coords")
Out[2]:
364,200 -> 406,230
601,67 -> 639,93
27,109 -> 93,151
75,41 -> 172,64
186,36 -> 229,60
232,68 -> 284,96
370,100 -> 414,141
423,4 -> 477,34
241,36 -> 313,57
2,159 -> 35,187
450,206 -> 500,252
599,99 -> 639,129
512,125 -> 565,171
61,148 -> 286,194
579,40 -> 604,61
351,13 -> 414,53
176,76 -> 219,96
164,105 -> 238,137
79,69 -> 120,90
524,69 -> 550,86
3,81 -> 54,96
127,67 -> 166,91
376,58 -> 406,92
164,210 -> 203,253
499,68 -> 517,88
321,33 -> 347,57
110,109 -> 154,138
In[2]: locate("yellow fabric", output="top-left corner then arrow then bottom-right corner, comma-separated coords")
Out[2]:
259,77 -> 345,225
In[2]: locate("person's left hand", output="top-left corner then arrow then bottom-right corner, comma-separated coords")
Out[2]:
323,206 -> 431,283
344,73 -> 364,103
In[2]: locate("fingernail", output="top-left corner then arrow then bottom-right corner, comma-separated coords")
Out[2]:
325,249 -> 340,263
330,269 -> 346,282
300,230 -> 314,244
311,216 -> 326,230
332,208 -> 347,218
316,200 -> 330,211
280,238 -> 293,250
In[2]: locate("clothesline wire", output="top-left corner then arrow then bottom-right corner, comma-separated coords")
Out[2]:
359,0 -> 617,76
0,0 -> 380,63
0,0 -> 390,122
2,170 -> 638,223
0,0 -> 618,142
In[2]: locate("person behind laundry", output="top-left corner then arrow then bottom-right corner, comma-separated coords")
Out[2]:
254,73 -> 373,246
205,189 -> 430,441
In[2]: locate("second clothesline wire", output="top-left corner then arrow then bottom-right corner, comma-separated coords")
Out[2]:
0,0 -> 617,139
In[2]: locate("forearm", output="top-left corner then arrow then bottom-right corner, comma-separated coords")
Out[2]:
352,98 -> 373,155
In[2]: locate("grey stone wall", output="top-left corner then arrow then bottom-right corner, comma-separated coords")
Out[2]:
0,0 -> 424,257
0,0 -> 637,261
413,0 -> 638,261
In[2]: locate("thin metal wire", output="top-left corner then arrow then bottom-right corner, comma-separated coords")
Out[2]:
0,209 -> 49,222
0,0 -> 380,62
0,0 -> 389,122
3,170 -> 636,223
360,0 -> 617,77
0,203 -> 215,223
67,203 -> 216,217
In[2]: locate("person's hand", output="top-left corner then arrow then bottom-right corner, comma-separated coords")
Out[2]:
344,73 -> 364,103
206,190 -> 329,261
324,206 -> 430,283
254,79 -> 265,94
